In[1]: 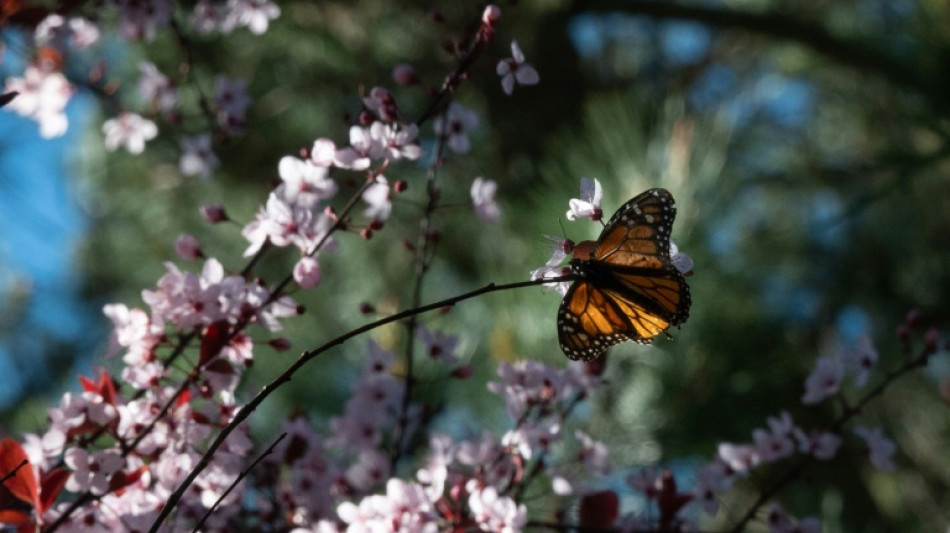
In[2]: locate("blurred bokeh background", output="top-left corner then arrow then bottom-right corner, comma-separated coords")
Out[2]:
1,1 -> 949,531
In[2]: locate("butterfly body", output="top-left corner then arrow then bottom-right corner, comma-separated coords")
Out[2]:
557,188 -> 691,361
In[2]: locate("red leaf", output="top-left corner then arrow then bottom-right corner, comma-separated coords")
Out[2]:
200,321 -> 231,365
579,490 -> 619,528
108,465 -> 148,494
38,468 -> 69,515
0,439 -> 37,508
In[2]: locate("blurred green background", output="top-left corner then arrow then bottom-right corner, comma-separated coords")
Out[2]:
1,0 -> 949,531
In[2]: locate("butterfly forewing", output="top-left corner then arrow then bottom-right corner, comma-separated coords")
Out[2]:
557,188 -> 691,360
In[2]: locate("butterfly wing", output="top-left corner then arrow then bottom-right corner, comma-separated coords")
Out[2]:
557,188 -> 691,360
557,279 -> 632,361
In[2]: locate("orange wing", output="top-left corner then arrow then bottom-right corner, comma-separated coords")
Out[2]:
557,188 -> 691,361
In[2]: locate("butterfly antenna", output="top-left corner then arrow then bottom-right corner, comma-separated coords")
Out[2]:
557,217 -> 568,240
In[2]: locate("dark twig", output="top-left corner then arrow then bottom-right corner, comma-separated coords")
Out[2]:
191,432 -> 288,533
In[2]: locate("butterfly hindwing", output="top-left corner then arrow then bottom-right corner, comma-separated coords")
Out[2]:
557,188 -> 691,360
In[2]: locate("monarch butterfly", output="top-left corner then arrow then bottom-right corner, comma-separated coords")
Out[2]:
558,188 -> 691,361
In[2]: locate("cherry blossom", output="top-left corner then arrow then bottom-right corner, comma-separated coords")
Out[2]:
278,155 -> 339,207
137,62 -> 178,115
64,448 -> 124,495
362,176 -> 392,222
433,102 -> 480,154
566,177 -> 603,221
752,411 -> 797,463
334,124 -> 383,170
242,192 -> 335,255
801,354 -> 844,405
717,442 -> 761,474
214,75 -> 253,133
530,238 -> 572,296
841,334 -> 878,388
225,0 -> 281,35
363,86 -> 400,122
371,121 -> 424,161
417,324 -> 460,365
102,112 -> 158,154
110,0 -> 172,41
471,177 -> 501,222
174,233 -> 204,260
3,64 -> 73,138
793,429 -> 841,460
854,426 -> 897,471
692,461 -> 734,515
293,256 -> 322,289
496,40 -> 539,95
35,14 -> 100,49
670,241 -> 694,274
179,134 -> 220,179
468,486 -> 527,533
574,430 -> 609,475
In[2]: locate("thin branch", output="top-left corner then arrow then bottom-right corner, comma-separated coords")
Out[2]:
728,344 -> 934,532
191,432 -> 288,533
390,107 -> 452,470
0,459 -> 29,485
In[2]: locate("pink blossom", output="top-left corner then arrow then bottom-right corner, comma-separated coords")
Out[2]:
226,0 -> 281,35
310,138 -> 338,167
417,324 -> 460,365
64,448 -> 124,495
174,233 -> 203,261
752,411 -> 797,463
214,75 -> 252,133
338,479 -> 437,531
574,430 -> 609,475
842,334 -> 878,388
854,426 -> 897,471
670,241 -> 694,274
371,121 -> 424,161
293,256 -> 322,289
468,486 -> 526,533
111,0 -> 172,41
530,238 -> 572,296
242,192 -> 335,256
102,303 -> 162,362
801,355 -> 844,405
793,429 -> 842,460
433,102 -> 480,154
137,61 -> 178,114
190,0 -> 224,33
717,442 -> 760,474
102,112 -> 158,154
278,155 -> 338,207
392,63 -> 419,86
692,461 -> 734,515
35,15 -> 100,49
345,450 -> 390,491
471,177 -> 501,222
179,134 -> 219,179
362,176 -> 392,222
362,87 -> 400,122
496,40 -> 539,95
4,64 -> 73,138
200,204 -> 229,223
566,177 -> 603,221
335,124 -> 384,170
